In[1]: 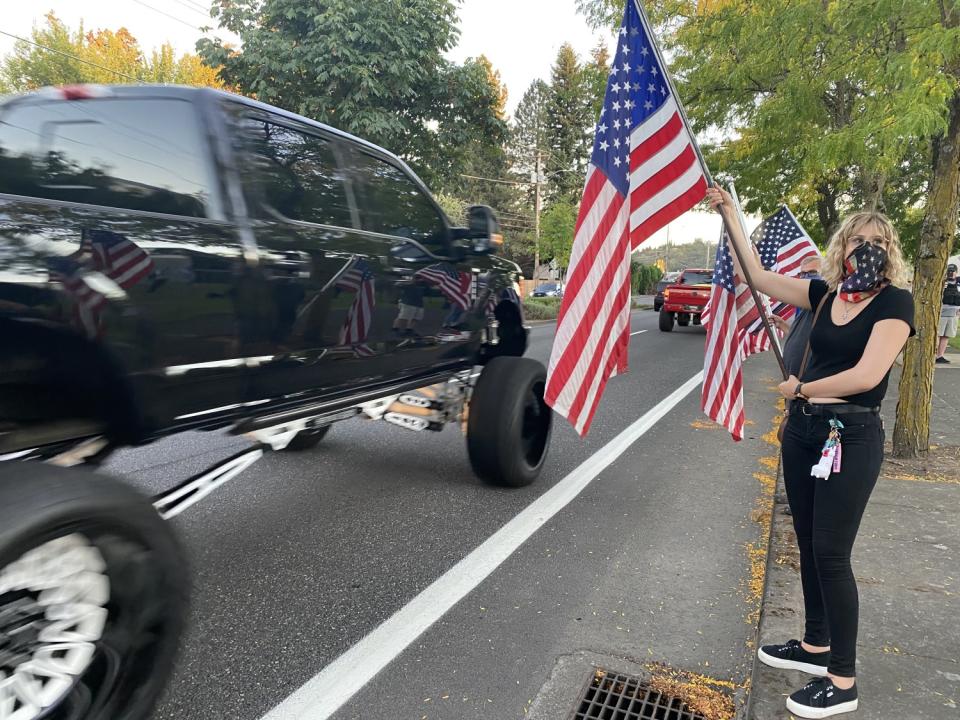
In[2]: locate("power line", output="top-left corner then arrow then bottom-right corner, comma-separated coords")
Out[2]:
180,0 -> 211,13
460,173 -> 535,187
165,0 -> 212,20
130,0 -> 205,32
0,29 -> 143,84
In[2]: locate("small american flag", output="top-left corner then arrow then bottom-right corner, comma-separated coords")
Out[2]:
81,229 -> 155,289
742,206 -> 819,337
415,262 -> 472,310
48,256 -> 107,339
701,228 -> 782,357
545,0 -> 708,436
336,258 -> 376,348
754,206 -> 818,276
701,233 -> 747,441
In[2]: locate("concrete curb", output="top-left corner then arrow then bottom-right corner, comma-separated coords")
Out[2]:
742,453 -> 808,720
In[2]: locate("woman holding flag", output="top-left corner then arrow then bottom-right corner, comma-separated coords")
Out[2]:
707,186 -> 914,718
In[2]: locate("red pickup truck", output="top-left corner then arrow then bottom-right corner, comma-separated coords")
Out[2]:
658,268 -> 714,332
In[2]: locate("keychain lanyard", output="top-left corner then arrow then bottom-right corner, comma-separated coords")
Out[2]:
811,418 -> 844,479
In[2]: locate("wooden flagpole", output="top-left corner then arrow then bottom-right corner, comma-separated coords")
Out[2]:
727,183 -> 788,378
634,0 -> 788,379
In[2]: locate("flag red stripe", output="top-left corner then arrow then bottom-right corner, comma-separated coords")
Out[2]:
629,145 -> 697,211
630,175 -> 708,249
704,297 -> 736,418
554,188 -> 625,332
545,219 -> 630,403
575,316 -> 632,434
566,276 -> 631,426
629,112 -> 683,171
574,169 -> 607,228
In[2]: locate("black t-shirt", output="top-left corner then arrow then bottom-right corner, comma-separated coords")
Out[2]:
803,280 -> 915,407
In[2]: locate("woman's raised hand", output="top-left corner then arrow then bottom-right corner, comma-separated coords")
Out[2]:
705,186 -> 734,214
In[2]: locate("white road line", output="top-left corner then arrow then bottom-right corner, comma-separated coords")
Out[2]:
631,329 -> 648,336
259,370 -> 704,720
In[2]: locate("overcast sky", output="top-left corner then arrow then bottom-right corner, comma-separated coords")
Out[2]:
1,0 -> 725,247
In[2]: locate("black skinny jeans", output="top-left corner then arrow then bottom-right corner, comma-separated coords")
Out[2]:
781,409 -> 885,678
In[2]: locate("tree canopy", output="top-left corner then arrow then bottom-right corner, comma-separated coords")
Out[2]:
0,13 -> 223,91
197,0 -> 507,189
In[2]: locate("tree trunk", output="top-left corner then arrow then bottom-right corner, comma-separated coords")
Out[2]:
859,169 -> 887,213
815,180 -> 841,241
892,88 -> 960,457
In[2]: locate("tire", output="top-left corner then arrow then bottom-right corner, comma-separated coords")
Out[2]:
467,357 -> 552,487
653,299 -> 662,312
284,425 -> 331,451
0,462 -> 188,720
659,310 -> 675,332
677,313 -> 690,327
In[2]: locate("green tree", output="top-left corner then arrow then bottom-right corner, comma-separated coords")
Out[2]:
1,13 -> 224,91
581,42 -> 611,121
889,0 -> 960,457
80,27 -> 143,84
576,0 -> 625,31
198,0 -> 505,188
2,13 -> 86,89
509,79 -> 551,184
630,262 -> 663,294
434,193 -> 467,225
540,201 -> 577,271
546,43 -> 593,201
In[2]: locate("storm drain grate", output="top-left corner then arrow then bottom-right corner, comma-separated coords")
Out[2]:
570,668 -> 708,720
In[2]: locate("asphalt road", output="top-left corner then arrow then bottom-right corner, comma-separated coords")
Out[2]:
106,309 -> 780,720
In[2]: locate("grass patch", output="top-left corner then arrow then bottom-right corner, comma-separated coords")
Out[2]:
950,334 -> 960,351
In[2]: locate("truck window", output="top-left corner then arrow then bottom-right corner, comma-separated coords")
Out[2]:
0,97 -> 212,217
680,271 -> 714,285
350,151 -> 447,250
235,116 -> 353,229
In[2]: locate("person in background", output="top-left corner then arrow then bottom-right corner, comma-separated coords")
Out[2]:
769,254 -> 823,519
936,263 -> 959,364
774,255 -> 825,378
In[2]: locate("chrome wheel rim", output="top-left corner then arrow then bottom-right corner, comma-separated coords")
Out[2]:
0,534 -> 109,720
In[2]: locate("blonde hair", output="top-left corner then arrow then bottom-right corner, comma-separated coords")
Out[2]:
821,211 -> 909,291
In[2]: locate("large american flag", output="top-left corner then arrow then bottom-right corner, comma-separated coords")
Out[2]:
81,229 -> 155,289
336,257 -> 376,349
701,233 -> 748,441
414,262 -> 472,310
545,0 -> 708,436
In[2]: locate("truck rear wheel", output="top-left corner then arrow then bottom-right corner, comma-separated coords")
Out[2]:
659,310 -> 675,332
0,462 -> 187,720
467,357 -> 552,487
677,314 -> 690,327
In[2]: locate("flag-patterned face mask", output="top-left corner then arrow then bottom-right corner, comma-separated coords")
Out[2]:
839,242 -> 889,302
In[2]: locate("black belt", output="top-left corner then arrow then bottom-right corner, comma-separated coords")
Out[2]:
790,402 -> 880,417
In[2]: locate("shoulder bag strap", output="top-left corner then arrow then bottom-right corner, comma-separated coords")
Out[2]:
798,293 -> 830,381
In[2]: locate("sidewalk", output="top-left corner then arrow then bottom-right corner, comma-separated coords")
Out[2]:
749,358 -> 960,719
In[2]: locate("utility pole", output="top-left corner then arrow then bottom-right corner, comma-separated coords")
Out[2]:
534,149 -> 542,283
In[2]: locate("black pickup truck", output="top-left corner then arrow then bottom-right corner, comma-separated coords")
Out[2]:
0,85 -> 552,720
